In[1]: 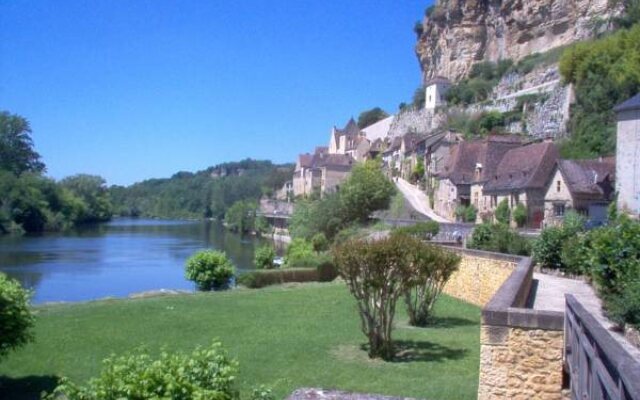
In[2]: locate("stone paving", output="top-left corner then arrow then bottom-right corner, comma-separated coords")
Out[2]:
287,389 -> 420,400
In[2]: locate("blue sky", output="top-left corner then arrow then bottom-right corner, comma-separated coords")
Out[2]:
1,0 -> 430,185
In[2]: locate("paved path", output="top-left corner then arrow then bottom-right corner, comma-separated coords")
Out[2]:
394,178 -> 450,223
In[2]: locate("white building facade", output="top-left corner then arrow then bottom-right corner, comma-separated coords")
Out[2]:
614,94 -> 640,218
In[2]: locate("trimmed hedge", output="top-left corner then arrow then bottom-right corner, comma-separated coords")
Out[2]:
238,262 -> 338,289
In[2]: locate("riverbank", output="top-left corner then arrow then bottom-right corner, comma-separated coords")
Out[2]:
0,282 -> 481,400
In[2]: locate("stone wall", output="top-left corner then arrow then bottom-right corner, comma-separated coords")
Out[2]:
479,326 -> 564,400
443,249 -> 518,307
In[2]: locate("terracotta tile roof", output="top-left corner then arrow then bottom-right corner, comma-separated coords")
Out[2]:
558,157 -> 616,197
614,93 -> 640,113
297,153 -> 313,169
484,142 -> 559,192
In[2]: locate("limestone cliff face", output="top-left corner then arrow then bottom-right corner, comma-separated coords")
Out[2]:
416,0 -> 622,82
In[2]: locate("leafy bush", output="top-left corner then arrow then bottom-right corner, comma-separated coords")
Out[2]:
494,199 -> 510,225
455,205 -> 477,223
392,221 -> 440,240
468,223 -> 531,256
284,238 -> 314,268
340,160 -> 396,223
607,279 -> 640,330
311,233 -> 329,253
185,250 -> 235,291
0,273 -> 34,360
46,342 -> 240,400
404,246 -> 461,326
560,234 -> 591,275
585,215 -> 640,301
237,268 -> 320,289
512,203 -> 527,227
533,211 -> 585,270
254,245 -> 276,270
334,234 -> 416,360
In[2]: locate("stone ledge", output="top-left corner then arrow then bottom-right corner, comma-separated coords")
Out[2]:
482,256 -> 564,331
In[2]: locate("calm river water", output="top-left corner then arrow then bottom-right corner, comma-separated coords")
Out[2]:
0,219 -> 274,304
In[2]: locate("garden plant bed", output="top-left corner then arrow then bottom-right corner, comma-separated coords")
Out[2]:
0,282 -> 481,400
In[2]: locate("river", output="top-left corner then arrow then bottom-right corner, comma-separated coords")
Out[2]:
0,218 -> 276,304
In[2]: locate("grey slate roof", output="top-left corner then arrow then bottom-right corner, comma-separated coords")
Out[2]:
614,93 -> 640,113
558,157 -> 615,198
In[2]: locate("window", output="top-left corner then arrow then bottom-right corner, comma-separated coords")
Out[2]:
554,204 -> 565,217
557,180 -> 561,192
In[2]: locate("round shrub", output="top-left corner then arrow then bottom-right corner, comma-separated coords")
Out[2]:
0,273 -> 34,360
254,245 -> 276,270
512,203 -> 527,227
311,233 -> 329,253
185,250 -> 235,291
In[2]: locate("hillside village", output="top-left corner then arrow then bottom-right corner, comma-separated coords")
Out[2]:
274,0 -> 639,231
283,80 -> 630,230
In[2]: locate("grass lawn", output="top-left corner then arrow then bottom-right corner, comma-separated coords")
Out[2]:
0,282 -> 481,400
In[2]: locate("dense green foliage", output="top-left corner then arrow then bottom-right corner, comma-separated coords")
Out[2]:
185,250 -> 235,291
238,268 -> 323,289
404,246 -> 461,327
446,110 -> 507,138
283,238 -> 330,269
357,107 -> 389,129
0,111 -> 45,175
59,175 -> 113,223
254,245 -> 276,270
512,203 -> 527,228
0,111 -> 113,233
411,157 -> 425,183
392,221 -> 440,240
533,211 -> 585,271
46,342 -> 239,400
455,205 -> 477,223
559,24 -> 640,158
494,199 -> 511,225
468,223 -> 531,256
310,233 -> 329,253
446,60 -> 513,106
225,200 -> 258,233
289,161 -> 395,241
110,159 -> 293,219
0,284 -> 481,400
340,161 -> 396,223
0,273 -> 34,360
583,216 -> 640,328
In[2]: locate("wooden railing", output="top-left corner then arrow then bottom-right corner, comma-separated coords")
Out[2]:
564,295 -> 640,400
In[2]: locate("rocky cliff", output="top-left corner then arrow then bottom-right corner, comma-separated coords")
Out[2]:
416,0 -> 623,82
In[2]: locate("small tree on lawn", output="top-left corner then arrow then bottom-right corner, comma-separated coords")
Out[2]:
333,235 -> 414,360
185,250 -> 235,291
0,273 -> 34,360
404,245 -> 461,326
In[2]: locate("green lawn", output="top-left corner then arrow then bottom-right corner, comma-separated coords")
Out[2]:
0,282 -> 481,400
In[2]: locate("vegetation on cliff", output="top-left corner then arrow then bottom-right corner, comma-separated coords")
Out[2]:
559,23 -> 640,158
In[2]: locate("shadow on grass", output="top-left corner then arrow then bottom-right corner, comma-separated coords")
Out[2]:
424,316 -> 477,329
359,340 -> 468,363
0,375 -> 60,400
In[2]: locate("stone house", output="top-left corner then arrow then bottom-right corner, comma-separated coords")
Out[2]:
425,76 -> 451,110
543,157 -> 616,227
328,118 -> 366,158
382,137 -> 402,176
434,136 -> 523,221
614,93 -> 640,218
483,141 -> 559,228
292,148 -> 354,198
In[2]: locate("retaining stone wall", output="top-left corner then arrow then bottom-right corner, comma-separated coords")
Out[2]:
443,250 -> 518,307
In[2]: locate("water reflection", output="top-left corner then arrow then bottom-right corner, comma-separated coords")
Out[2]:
0,219 -> 272,304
